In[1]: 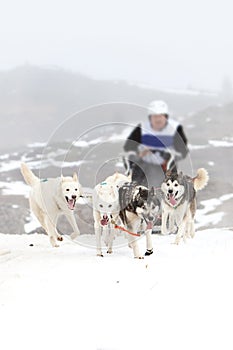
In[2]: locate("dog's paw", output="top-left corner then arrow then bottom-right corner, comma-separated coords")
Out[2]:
50,237 -> 59,248
57,236 -> 63,241
134,256 -> 144,259
107,249 -> 113,254
145,249 -> 153,256
172,240 -> 180,245
170,229 -> 178,235
97,253 -> 104,257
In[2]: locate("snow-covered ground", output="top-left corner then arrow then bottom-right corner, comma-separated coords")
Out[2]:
1,229 -> 233,350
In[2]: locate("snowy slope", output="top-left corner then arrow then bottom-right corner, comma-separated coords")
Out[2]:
1,229 -> 233,350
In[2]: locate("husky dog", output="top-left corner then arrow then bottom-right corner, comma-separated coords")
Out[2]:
119,182 -> 162,258
93,172 -> 130,257
161,168 -> 209,244
21,163 -> 83,247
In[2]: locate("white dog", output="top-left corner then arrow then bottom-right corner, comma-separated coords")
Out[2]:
93,172 -> 130,257
21,163 -> 83,247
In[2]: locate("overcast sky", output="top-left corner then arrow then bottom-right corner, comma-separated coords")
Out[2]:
0,0 -> 232,91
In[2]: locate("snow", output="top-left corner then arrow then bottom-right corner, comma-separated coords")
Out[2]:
0,153 -> 10,160
24,213 -> 40,233
208,161 -> 215,166
27,142 -> 47,148
1,229 -> 233,350
73,137 -> 104,148
209,139 -> 233,147
0,159 -> 23,172
189,139 -> 233,150
195,193 -> 233,229
0,158 -> 87,174
188,143 -> 209,150
73,127 -> 133,148
0,180 -> 30,197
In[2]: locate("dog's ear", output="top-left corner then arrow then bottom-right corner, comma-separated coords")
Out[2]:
165,170 -> 172,179
149,187 -> 155,196
112,172 -> 117,180
138,186 -> 142,194
178,171 -> 183,180
138,186 -> 148,200
73,172 -> 78,182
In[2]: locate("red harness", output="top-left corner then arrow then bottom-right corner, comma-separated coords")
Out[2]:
112,223 -> 141,237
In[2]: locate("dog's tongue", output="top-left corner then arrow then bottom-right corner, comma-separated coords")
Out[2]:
100,214 -> 109,226
169,194 -> 177,206
68,199 -> 75,210
146,222 -> 153,230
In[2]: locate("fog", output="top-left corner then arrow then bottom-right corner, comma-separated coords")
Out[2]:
0,0 -> 232,232
0,0 -> 233,90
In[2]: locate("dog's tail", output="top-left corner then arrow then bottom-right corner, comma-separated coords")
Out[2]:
193,168 -> 209,191
20,162 -> 40,187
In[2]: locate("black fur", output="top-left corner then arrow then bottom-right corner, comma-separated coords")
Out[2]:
118,182 -> 162,226
148,187 -> 163,209
118,182 -> 148,225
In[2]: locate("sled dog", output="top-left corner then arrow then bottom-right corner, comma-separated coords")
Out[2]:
93,172 -> 131,257
161,168 -> 209,244
21,163 -> 82,247
119,182 -> 162,258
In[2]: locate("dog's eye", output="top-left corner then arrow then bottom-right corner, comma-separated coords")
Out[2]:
75,188 -> 78,191
99,204 -> 103,208
174,184 -> 178,187
167,183 -> 169,186
108,204 -> 112,208
142,205 -> 146,209
66,189 -> 70,191
152,205 -> 155,209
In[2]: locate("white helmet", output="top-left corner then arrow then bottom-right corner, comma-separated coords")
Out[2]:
148,100 -> 169,116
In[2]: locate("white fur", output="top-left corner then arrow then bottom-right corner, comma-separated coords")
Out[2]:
21,163 -> 82,247
123,210 -> 153,259
161,168 -> 208,244
161,200 -> 194,244
93,172 -> 133,257
193,168 -> 209,191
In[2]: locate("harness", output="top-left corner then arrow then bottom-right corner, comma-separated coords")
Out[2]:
110,218 -> 142,237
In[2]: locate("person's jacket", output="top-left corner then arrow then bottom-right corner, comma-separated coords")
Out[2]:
124,120 -> 188,160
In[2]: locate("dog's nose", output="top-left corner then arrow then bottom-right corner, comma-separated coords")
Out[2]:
72,195 -> 77,199
148,216 -> 154,221
168,189 -> 173,194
